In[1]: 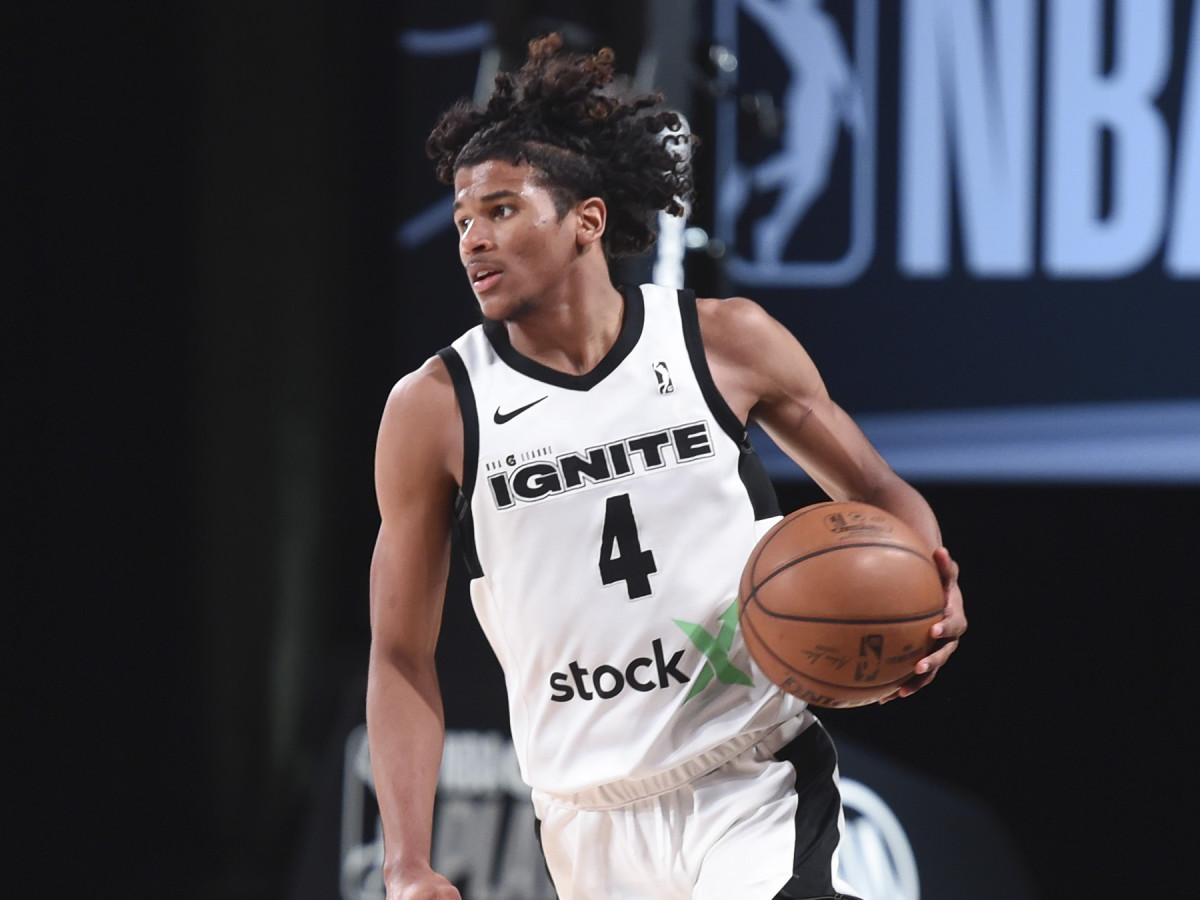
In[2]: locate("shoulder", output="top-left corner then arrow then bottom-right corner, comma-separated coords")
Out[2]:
380,354 -> 458,428
692,294 -> 826,419
695,294 -> 774,330
376,354 -> 463,490
695,295 -> 791,366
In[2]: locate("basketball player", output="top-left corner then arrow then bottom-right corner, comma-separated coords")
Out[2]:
367,35 -> 965,900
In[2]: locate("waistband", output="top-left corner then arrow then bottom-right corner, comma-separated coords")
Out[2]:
531,710 -> 814,811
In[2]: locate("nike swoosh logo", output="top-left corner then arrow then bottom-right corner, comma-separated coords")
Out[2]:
493,396 -> 548,424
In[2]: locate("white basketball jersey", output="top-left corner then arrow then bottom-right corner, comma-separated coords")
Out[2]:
440,284 -> 807,795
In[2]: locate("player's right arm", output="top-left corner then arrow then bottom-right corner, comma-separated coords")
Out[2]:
367,357 -> 464,900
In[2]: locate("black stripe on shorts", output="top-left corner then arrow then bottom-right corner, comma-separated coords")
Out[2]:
772,723 -> 862,900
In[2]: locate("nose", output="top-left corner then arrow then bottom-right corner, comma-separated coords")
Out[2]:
459,218 -> 495,255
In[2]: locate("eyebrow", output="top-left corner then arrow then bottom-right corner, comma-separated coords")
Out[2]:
453,189 -> 520,211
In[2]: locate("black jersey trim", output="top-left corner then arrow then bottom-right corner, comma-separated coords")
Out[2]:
436,347 -> 484,578
480,284 -> 645,391
678,291 -> 781,521
678,290 -> 745,444
739,440 -> 782,520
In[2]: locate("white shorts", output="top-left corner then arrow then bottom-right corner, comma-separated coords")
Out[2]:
530,716 -> 862,900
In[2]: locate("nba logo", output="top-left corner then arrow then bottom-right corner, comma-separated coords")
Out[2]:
714,0 -> 878,286
652,361 -> 674,394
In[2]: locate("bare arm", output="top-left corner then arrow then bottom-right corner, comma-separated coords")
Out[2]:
699,297 -> 966,699
367,357 -> 464,899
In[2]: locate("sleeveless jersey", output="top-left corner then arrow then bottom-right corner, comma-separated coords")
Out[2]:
439,283 -> 808,795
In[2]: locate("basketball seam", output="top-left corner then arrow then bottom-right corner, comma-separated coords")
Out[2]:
744,540 -> 939,614
747,503 -> 833,585
742,502 -> 845,613
749,608 -> 944,626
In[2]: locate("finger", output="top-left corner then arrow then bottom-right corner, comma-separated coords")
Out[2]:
917,636 -> 959,672
880,649 -> 948,703
933,546 -> 960,584
932,605 -> 966,640
898,667 -> 937,696
885,666 -> 938,702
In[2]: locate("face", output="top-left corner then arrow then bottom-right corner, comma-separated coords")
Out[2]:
452,160 -> 584,320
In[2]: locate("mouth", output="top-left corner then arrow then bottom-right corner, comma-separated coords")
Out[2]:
469,264 -> 502,293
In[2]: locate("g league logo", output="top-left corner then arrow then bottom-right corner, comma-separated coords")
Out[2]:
714,0 -> 877,287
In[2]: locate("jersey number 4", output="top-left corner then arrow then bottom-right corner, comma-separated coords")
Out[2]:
599,493 -> 657,599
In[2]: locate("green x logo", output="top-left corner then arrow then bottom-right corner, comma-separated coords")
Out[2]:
673,600 -> 755,702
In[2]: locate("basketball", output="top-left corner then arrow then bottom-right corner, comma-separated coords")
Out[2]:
738,501 -> 944,708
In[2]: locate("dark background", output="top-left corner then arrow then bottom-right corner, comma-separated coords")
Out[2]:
10,1 -> 1196,898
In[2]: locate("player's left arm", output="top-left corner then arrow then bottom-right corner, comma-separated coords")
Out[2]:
699,296 -> 966,699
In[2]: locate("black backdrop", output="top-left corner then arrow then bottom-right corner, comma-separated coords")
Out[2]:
11,2 -> 1196,898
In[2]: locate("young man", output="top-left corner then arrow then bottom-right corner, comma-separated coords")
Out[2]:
368,35 -> 965,900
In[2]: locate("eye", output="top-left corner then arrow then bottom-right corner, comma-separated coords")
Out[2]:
493,204 -> 514,219
455,216 -> 471,233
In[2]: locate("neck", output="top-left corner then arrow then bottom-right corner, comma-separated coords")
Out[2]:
503,266 -> 626,376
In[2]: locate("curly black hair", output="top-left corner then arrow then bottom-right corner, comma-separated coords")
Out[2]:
426,34 -> 696,257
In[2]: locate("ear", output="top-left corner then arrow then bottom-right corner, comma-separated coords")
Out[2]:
574,196 -> 607,248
